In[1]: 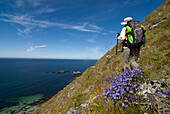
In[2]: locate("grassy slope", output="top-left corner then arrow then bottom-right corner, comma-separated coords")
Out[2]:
35,1 -> 170,113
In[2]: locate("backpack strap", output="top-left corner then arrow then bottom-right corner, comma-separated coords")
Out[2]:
141,25 -> 147,47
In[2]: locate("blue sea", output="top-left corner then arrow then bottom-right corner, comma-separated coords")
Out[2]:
0,58 -> 97,113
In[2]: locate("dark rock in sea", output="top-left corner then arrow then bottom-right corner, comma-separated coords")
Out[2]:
73,71 -> 82,75
34,99 -> 39,102
52,70 -> 71,74
10,110 -> 15,114
68,71 -> 83,76
27,109 -> 35,114
25,106 -> 31,110
28,97 -> 48,107
20,112 -> 26,114
14,110 -> 20,113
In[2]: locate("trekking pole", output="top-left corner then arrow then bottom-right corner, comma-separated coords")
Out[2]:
116,39 -> 118,56
114,33 -> 120,68
115,39 -> 118,65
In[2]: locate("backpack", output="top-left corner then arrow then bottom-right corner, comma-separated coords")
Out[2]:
124,21 -> 146,48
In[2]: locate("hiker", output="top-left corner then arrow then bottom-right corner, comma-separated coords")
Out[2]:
116,17 -> 146,71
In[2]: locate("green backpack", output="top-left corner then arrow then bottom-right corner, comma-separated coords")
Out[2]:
125,21 -> 147,47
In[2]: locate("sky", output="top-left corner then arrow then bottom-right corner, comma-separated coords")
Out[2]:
0,0 -> 166,59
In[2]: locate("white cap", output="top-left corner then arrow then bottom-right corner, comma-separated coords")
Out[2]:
121,17 -> 133,25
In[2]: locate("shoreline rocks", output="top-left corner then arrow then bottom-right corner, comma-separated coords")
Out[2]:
73,71 -> 82,75
52,70 -> 71,74
7,97 -> 49,114
51,70 -> 83,76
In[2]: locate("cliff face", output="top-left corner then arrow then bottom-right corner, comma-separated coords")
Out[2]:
35,0 -> 170,113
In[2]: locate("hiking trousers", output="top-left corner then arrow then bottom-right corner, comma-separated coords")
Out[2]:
123,46 -> 140,70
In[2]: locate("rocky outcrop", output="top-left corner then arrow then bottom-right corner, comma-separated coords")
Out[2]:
137,79 -> 169,113
149,20 -> 166,30
73,71 -> 82,75
52,70 -> 71,74
84,84 -> 95,94
66,95 -> 100,114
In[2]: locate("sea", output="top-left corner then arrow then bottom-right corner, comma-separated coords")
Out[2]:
0,58 -> 97,113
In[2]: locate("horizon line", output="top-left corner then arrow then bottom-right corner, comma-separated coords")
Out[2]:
0,57 -> 99,60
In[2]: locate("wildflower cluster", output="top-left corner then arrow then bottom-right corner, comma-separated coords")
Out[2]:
103,65 -> 169,108
103,68 -> 146,108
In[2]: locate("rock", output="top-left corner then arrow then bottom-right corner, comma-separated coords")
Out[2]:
140,82 -> 147,90
66,107 -> 77,114
66,111 -> 72,114
149,20 -> 166,30
57,94 -> 62,100
137,79 -> 170,113
52,70 -> 71,74
73,71 -> 82,75
91,66 -> 95,69
80,102 -> 89,108
67,92 -> 71,98
149,88 -> 155,93
15,110 -> 20,113
34,99 -> 39,102
93,95 -> 100,100
60,97 -> 65,104
158,12 -> 162,15
27,110 -> 34,114
25,106 -> 31,110
20,112 -> 26,114
147,84 -> 152,88
106,55 -> 111,59
142,90 -> 148,94
84,84 -> 95,94
145,23 -> 151,28
70,86 -> 74,90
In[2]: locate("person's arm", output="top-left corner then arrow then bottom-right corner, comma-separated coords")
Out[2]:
116,27 -> 126,40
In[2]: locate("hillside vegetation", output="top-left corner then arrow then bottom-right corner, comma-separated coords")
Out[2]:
35,0 -> 170,113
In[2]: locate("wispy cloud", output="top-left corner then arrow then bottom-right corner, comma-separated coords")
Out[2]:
26,0 -> 42,7
34,7 -> 63,14
27,45 -> 48,52
61,39 -> 68,42
87,35 -> 97,43
37,8 -> 58,13
62,22 -> 101,32
16,0 -> 25,7
123,0 -> 130,5
109,31 -> 116,33
0,14 -> 102,38
88,38 -> 95,43
12,0 -> 43,8
86,47 -> 100,55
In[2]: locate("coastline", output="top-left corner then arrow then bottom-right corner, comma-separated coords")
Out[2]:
0,59 -> 97,113
0,95 -> 49,114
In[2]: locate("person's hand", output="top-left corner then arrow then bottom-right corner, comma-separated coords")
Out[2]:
116,33 -> 120,38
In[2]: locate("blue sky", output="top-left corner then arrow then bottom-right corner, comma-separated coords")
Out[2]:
0,0 -> 166,59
